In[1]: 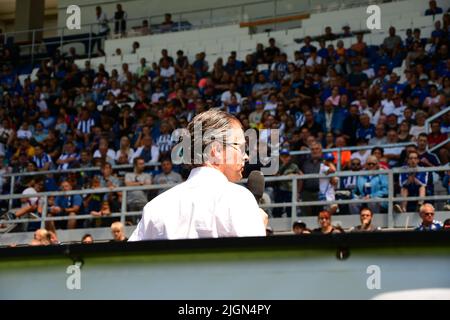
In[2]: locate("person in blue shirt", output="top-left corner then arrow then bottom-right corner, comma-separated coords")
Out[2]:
398,151 -> 428,213
48,180 -> 83,231
355,156 -> 389,213
415,203 -> 442,231
356,113 -> 375,141
300,36 -> 317,58
425,0 -> 443,16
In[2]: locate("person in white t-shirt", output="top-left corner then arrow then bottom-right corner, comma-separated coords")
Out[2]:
129,109 -> 267,241
319,154 -> 339,215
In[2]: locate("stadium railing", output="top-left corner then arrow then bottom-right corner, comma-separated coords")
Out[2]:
2,0 -> 401,64
2,142 -> 415,211
1,166 -> 448,233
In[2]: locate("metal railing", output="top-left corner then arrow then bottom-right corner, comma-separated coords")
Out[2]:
1,0 -> 398,64
425,106 -> 450,154
1,141 -> 413,211
425,106 -> 450,134
290,141 -> 414,171
1,166 -> 448,233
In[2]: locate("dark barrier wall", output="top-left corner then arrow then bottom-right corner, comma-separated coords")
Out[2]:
1,232 -> 450,299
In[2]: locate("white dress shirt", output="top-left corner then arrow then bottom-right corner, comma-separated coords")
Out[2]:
129,166 -> 266,241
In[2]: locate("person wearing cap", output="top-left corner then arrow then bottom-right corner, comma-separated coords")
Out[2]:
274,148 -> 300,217
292,220 -> 311,235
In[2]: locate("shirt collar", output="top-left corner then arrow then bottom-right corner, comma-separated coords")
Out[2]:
188,166 -> 229,184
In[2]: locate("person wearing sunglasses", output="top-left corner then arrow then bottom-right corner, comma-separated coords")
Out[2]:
415,203 -> 442,231
355,156 -> 388,214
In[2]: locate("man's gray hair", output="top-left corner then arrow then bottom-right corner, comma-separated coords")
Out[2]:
186,109 -> 240,166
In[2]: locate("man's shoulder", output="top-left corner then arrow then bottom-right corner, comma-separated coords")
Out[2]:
224,182 -> 257,202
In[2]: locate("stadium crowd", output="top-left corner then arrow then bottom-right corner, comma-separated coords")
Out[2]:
0,1 -> 449,238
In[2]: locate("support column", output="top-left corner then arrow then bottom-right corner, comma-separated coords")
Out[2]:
14,0 -> 45,42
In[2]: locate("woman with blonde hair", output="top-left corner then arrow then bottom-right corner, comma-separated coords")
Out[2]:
115,136 -> 134,164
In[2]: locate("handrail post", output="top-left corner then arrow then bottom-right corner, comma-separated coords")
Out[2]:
40,196 -> 48,229
210,9 -> 213,28
388,171 -> 394,229
120,190 -> 127,225
88,24 -> 93,59
291,176 -> 298,226
60,27 -> 64,53
8,176 -> 14,211
337,148 -> 342,171
31,29 -> 36,67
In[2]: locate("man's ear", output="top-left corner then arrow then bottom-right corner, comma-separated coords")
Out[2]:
204,141 -> 222,165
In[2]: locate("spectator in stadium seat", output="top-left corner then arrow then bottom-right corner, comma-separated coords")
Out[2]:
93,138 -> 116,165
342,104 -> 361,146
371,147 -> 390,170
340,157 -> 362,215
356,113 -> 375,141
30,229 -> 51,246
383,27 -> 402,57
292,220 -> 311,235
425,0 -> 443,16
415,203 -> 442,231
115,136 -> 134,165
81,234 -> 94,244
350,138 -> 371,166
351,33 -> 367,56
160,13 -> 174,32
384,129 -> 403,167
56,141 -> 79,170
125,157 -> 152,213
265,38 -> 281,64
153,158 -> 183,194
32,144 -> 53,171
274,149 -> 300,217
111,221 -> 128,242
298,142 -> 334,216
355,156 -> 388,213
114,4 -> 127,36
300,36 -> 317,59
7,177 -> 43,222
48,180 -> 82,231
133,134 -> 160,163
323,26 -> 337,41
312,210 -> 343,234
443,219 -> 450,230
396,151 -> 428,213
349,207 -> 381,232
94,6 -> 110,55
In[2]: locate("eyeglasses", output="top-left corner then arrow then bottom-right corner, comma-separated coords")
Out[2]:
351,163 -> 361,166
422,212 -> 434,216
224,142 -> 247,156
366,162 -> 377,166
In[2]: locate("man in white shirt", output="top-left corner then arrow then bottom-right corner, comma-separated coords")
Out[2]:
129,109 -> 266,241
221,83 -> 242,107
